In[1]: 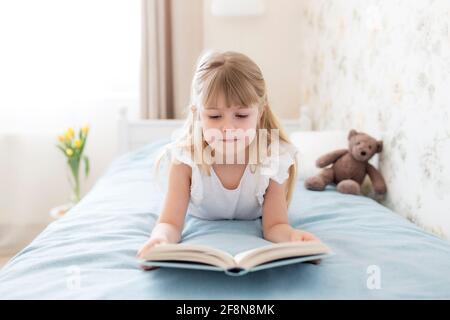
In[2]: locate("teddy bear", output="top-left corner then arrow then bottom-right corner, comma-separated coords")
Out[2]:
304,129 -> 387,195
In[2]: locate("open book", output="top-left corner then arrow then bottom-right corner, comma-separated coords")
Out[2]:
138,240 -> 331,276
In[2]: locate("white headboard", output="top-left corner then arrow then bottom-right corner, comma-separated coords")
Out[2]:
117,107 -> 310,155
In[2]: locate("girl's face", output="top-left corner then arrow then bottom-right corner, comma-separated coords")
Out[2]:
199,92 -> 262,159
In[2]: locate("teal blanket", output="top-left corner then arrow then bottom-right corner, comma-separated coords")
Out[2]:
1,140 -> 450,299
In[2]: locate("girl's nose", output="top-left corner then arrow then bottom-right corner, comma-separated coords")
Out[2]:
221,120 -> 235,132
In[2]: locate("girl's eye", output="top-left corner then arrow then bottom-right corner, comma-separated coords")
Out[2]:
236,114 -> 249,118
208,115 -> 221,119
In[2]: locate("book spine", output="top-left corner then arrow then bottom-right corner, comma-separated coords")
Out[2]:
224,268 -> 248,276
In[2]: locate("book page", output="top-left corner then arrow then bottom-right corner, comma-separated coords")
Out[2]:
142,243 -> 236,268
234,241 -> 330,269
182,233 -> 273,256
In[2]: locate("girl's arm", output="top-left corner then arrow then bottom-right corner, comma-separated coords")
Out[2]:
137,161 -> 191,258
262,176 -> 318,243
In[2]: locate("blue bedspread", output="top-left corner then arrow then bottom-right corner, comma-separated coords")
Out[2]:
1,140 -> 450,299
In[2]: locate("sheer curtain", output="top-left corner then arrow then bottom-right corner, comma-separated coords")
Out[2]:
0,0 -> 141,256
0,0 -> 141,132
140,0 -> 204,119
140,0 -> 175,119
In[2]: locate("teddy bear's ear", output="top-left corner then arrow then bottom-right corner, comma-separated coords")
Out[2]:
348,129 -> 358,140
377,141 -> 383,153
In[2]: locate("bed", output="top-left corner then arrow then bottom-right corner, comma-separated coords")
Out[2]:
1,112 -> 450,299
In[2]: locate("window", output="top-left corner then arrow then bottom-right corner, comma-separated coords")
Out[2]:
0,0 -> 141,132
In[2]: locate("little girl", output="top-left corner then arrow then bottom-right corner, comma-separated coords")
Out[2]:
137,51 -> 318,258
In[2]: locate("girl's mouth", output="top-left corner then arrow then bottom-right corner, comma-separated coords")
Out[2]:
221,138 -> 239,142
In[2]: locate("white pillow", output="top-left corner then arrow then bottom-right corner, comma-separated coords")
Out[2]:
289,130 -> 380,181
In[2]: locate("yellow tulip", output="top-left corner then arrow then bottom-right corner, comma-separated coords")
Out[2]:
65,148 -> 74,156
58,135 -> 66,142
74,139 -> 82,148
66,127 -> 74,140
81,125 -> 90,136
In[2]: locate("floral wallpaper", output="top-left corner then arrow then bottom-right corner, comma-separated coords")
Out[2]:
298,0 -> 450,238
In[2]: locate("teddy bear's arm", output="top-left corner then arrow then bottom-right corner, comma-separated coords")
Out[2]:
316,149 -> 348,168
367,163 -> 387,194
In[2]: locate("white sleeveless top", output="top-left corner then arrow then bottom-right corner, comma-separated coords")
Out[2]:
166,141 -> 298,221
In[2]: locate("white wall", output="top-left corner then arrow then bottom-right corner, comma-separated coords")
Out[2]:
202,0 -> 303,119
171,0 -> 305,119
172,0 -> 204,118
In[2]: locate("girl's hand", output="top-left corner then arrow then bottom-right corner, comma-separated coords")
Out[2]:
136,237 -> 168,259
289,229 -> 319,242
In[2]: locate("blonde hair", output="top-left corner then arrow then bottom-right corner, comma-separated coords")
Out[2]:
154,50 -> 298,206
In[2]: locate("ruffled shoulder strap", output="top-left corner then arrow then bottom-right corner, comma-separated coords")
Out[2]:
166,144 -> 203,205
268,141 -> 298,184
255,141 -> 298,206
167,144 -> 194,166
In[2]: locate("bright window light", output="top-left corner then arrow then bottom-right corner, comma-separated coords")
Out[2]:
0,0 -> 141,132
